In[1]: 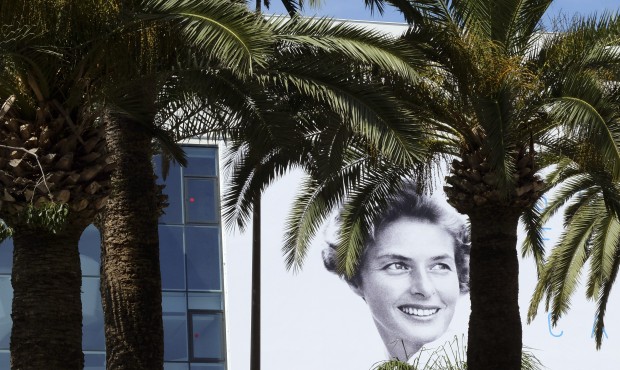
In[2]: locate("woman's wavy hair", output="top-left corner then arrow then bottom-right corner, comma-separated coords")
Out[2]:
322,184 -> 470,294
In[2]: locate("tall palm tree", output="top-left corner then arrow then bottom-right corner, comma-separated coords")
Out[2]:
241,2 -> 423,366
244,2 -> 321,367
0,0 -> 274,368
95,1 -> 276,368
273,2 -> 620,370
0,1 -> 119,367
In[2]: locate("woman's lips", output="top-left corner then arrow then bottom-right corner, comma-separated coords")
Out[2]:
398,305 -> 440,317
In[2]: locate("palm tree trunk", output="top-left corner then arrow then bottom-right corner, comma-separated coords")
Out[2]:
466,207 -> 522,370
250,3 -> 263,367
101,115 -> 164,370
250,195 -> 261,370
10,223 -> 86,370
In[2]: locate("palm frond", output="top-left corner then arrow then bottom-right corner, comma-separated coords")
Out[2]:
494,0 -> 552,54
257,67 -> 427,167
140,0 -> 275,75
538,200 -> 599,325
585,210 -> 620,300
273,17 -> 422,83
520,204 -> 546,272
282,173 -> 348,272
549,94 -> 620,180
364,0 -> 449,25
336,166 -> 420,277
593,248 -> 620,348
473,92 -> 516,197
450,0 -> 491,36
540,167 -> 597,226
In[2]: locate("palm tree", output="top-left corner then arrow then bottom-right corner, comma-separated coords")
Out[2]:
0,1 -> 118,367
243,2 -> 421,367
245,2 -> 322,367
0,0 -> 274,368
95,1 -> 277,368
274,2 -> 620,370
96,1 -> 411,368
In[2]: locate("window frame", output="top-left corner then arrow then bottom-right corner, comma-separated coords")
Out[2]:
187,309 -> 226,363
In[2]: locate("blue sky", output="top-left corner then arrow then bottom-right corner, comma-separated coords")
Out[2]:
265,0 -> 620,24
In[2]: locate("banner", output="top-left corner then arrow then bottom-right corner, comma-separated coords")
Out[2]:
223,168 -> 620,370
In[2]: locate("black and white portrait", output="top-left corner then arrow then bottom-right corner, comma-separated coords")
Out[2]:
322,185 -> 470,362
224,169 -> 620,370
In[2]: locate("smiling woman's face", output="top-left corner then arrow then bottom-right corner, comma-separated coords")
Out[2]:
350,217 -> 460,358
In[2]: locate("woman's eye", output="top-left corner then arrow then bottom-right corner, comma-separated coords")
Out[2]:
384,262 -> 408,271
430,263 -> 452,271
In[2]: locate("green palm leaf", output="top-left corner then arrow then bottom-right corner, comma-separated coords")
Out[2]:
141,0 -> 274,74
273,17 -> 422,83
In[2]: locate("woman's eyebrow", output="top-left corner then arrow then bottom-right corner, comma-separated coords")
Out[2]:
375,254 -> 411,262
430,254 -> 455,261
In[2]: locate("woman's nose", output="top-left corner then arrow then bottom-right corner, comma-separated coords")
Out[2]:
409,269 -> 434,298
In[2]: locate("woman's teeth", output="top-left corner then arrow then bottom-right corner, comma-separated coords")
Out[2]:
399,307 -> 439,316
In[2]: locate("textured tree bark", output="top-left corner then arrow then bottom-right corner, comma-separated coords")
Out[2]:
10,222 -> 86,370
466,207 -> 522,370
101,115 -> 163,370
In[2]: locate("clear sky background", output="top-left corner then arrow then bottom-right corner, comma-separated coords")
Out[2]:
265,0 -> 620,25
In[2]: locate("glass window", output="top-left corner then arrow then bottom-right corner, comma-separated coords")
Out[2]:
163,292 -> 188,361
79,225 -> 101,276
165,363 -> 189,370
184,179 -> 218,224
185,227 -> 221,291
154,155 -> 184,225
189,311 -> 224,362
82,277 -> 105,351
0,238 -> 13,274
159,226 -> 185,290
184,147 -> 217,177
188,293 -> 222,311
84,353 -> 106,370
0,277 -> 12,350
190,364 -> 225,370
0,351 -> 9,370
